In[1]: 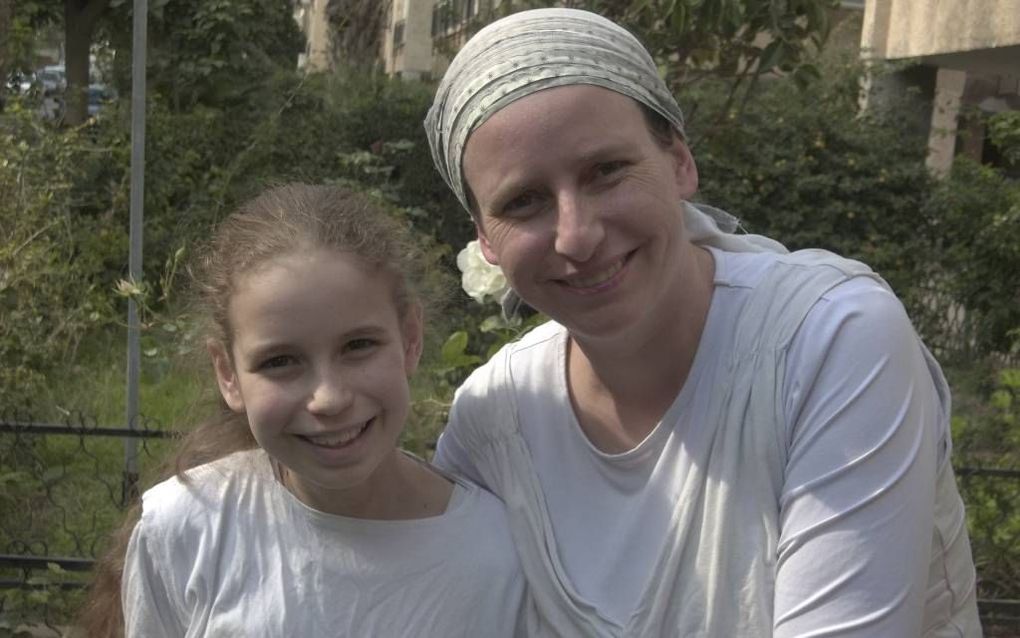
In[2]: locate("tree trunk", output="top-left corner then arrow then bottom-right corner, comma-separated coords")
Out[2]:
0,0 -> 13,112
63,0 -> 110,126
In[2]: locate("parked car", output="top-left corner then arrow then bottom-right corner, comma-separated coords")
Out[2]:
87,83 -> 113,117
7,70 -> 35,94
36,64 -> 65,96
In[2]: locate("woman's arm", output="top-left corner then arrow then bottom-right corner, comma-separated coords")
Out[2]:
773,279 -> 942,637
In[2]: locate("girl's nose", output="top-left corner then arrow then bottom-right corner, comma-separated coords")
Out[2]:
307,372 -> 354,415
553,191 -> 604,263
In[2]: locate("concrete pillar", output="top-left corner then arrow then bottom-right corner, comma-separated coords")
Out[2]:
305,0 -> 331,72
927,68 -> 968,177
401,0 -> 435,77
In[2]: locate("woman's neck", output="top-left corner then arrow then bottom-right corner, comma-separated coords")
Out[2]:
566,245 -> 715,452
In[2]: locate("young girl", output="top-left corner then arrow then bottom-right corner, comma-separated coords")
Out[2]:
79,184 -> 528,637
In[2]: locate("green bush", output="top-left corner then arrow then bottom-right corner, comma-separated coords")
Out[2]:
951,367 -> 1020,603
690,63 -> 1018,359
692,64 -> 935,302
988,110 -> 1020,169
924,159 -> 1020,355
0,102 -> 121,412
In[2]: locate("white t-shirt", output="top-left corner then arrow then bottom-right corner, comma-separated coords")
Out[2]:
435,247 -> 981,637
122,449 -> 528,637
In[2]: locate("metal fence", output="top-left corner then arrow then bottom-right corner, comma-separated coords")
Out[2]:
957,466 -> 1020,635
1,417 -> 1019,635
0,414 -> 177,635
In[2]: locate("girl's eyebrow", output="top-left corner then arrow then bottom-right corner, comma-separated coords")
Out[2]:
239,341 -> 291,366
341,325 -> 389,340
242,324 -> 390,359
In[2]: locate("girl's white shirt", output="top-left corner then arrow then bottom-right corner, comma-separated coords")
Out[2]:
122,449 -> 529,637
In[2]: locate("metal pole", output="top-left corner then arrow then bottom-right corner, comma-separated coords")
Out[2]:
124,0 -> 148,507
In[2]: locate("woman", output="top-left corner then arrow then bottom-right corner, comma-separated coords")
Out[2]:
425,8 -> 981,637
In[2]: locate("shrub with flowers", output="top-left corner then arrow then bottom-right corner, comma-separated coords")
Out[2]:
456,240 -> 509,304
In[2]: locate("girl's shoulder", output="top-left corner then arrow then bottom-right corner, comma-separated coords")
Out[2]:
138,449 -> 270,533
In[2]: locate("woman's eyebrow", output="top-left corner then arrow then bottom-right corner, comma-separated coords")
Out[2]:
576,141 -> 635,164
486,175 -> 539,210
479,140 -> 637,210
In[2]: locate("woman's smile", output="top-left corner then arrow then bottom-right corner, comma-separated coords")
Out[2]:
556,251 -> 632,293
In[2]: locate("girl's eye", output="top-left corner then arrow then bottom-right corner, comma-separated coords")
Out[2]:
258,354 -> 296,370
344,338 -> 378,354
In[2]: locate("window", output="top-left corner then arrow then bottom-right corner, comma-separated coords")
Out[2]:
432,0 -> 454,35
393,20 -> 405,48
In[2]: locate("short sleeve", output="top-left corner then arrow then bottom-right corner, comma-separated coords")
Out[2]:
434,399 -> 490,489
774,278 -> 940,637
433,334 -> 532,490
122,515 -> 187,638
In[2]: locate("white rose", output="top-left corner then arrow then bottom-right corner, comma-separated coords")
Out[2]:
457,240 -> 509,304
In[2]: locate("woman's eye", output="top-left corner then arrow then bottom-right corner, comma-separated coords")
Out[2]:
595,161 -> 627,177
501,191 -> 541,216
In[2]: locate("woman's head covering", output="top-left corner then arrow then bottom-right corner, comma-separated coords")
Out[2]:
425,8 -> 787,317
425,8 -> 685,214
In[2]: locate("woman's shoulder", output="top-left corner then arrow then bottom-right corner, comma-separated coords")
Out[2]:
449,320 -> 565,444
457,319 -> 564,394
447,475 -> 510,521
710,246 -> 878,290
429,476 -> 520,565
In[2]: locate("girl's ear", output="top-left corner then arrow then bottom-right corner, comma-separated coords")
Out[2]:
402,303 -> 425,377
207,339 -> 245,413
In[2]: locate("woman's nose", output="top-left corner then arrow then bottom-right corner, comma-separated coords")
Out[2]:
553,191 -> 604,263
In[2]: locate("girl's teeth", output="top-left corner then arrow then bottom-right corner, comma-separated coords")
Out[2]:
306,423 -> 367,447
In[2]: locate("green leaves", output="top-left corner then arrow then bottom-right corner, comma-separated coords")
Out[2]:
693,60 -> 1019,360
791,62 -> 822,89
440,330 -> 482,370
924,157 -> 1020,355
99,0 -> 304,111
757,39 -> 786,73
0,103 -> 120,410
988,111 -> 1020,167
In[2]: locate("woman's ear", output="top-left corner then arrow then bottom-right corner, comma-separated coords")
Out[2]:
669,138 -> 699,200
402,303 -> 425,376
207,339 -> 245,413
476,224 -> 500,266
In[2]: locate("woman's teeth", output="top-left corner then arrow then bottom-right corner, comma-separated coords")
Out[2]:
564,258 -> 624,289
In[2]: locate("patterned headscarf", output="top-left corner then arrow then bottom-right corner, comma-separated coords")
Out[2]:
425,7 -> 685,213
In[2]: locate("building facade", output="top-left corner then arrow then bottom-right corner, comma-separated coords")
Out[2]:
861,0 -> 1020,173
383,0 -> 506,78
293,0 -> 1019,173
